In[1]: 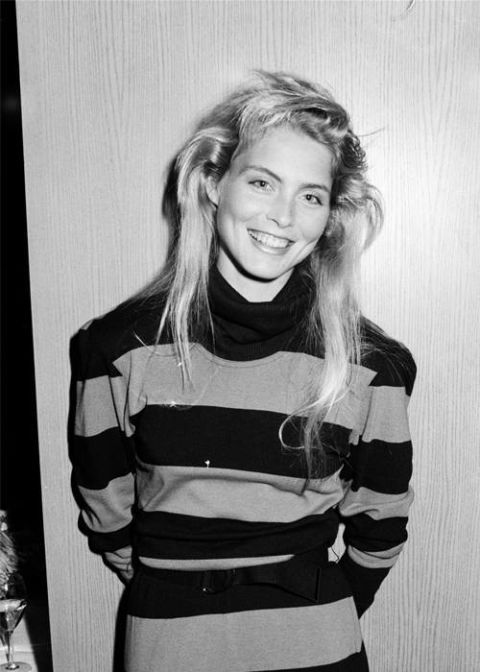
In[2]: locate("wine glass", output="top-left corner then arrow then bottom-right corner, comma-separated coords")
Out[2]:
0,573 -> 31,671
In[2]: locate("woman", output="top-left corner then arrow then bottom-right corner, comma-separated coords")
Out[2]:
72,71 -> 416,671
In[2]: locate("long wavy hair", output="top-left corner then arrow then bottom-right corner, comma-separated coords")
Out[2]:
138,71 -> 383,480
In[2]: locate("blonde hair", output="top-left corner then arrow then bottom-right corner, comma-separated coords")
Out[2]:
139,71 -> 383,480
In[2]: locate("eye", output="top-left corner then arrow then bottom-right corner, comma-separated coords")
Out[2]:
303,193 -> 323,206
249,179 -> 271,190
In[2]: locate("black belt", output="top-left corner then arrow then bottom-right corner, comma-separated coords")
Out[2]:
140,547 -> 330,604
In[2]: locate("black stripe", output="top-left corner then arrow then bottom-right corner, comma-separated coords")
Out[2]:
127,561 -> 353,619
251,647 -> 369,672
364,345 -> 416,395
71,429 -> 136,489
342,514 -> 408,552
133,405 -> 347,478
135,510 -> 339,560
73,302 -> 162,381
75,303 -> 415,392
73,327 -> 125,381
340,439 -> 412,494
88,524 -> 132,553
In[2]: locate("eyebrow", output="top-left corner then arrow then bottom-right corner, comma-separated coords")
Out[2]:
239,164 -> 331,195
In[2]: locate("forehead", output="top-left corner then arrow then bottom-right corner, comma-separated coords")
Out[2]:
231,126 -> 334,182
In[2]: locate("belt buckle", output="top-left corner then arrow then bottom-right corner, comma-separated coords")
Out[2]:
201,568 -> 236,594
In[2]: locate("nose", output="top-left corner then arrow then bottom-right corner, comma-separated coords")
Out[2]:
267,193 -> 293,229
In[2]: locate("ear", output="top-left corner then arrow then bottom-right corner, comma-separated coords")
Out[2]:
205,175 -> 220,207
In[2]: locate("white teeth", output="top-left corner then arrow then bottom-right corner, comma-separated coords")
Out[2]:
248,230 -> 291,249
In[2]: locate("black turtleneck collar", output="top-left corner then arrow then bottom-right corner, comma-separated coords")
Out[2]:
205,266 -> 313,361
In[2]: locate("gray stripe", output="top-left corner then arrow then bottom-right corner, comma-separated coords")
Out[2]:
125,598 -> 362,672
75,377 -> 118,436
77,345 -> 411,443
115,344 -> 375,431
78,473 -> 134,533
348,543 -> 405,569
137,463 -> 346,523
339,486 -> 414,520
75,375 -> 144,437
114,345 -> 410,441
138,554 -> 294,571
361,385 -> 412,443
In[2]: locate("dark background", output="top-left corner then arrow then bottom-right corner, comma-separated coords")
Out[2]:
1,0 -> 49,612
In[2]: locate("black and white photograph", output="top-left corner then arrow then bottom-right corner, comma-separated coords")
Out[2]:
1,1 -> 479,671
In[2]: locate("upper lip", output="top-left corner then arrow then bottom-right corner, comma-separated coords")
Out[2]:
247,228 -> 294,243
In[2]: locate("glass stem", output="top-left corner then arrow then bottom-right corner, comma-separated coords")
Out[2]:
3,630 -> 19,670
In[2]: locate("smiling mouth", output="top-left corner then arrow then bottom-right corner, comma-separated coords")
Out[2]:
247,229 -> 293,249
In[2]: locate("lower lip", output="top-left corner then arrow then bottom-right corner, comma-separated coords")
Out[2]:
248,232 -> 292,256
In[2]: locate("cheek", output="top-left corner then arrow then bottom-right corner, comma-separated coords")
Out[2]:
298,213 -> 330,243
215,196 -> 248,243
218,184 -> 260,222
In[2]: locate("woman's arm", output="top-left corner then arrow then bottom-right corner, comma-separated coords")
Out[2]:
338,347 -> 416,616
71,320 -> 137,582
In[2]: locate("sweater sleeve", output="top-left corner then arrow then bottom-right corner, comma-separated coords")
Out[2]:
71,321 -> 137,580
338,347 -> 416,616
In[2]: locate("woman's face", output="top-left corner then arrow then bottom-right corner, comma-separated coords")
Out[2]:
209,126 -> 333,301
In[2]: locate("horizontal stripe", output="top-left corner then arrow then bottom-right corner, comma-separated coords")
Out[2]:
137,464 -> 346,523
117,344 -> 375,423
75,375 -> 142,437
341,438 -> 412,494
366,345 -> 416,395
129,561 -> 353,618
72,429 -> 136,489
117,345 -> 411,443
125,597 -> 362,671
75,321 -> 126,380
135,509 -> 339,560
133,405 -> 346,477
75,377 -> 117,435
338,485 -> 413,520
362,385 -> 411,443
348,543 -> 405,569
87,523 -> 132,553
138,554 -> 294,571
343,514 -> 408,553
246,649 -> 368,672
78,304 -> 414,390
78,473 -> 134,533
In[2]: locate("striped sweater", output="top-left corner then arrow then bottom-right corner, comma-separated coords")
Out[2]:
72,268 -> 416,617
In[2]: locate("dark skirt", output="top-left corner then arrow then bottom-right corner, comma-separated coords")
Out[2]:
125,562 -> 368,672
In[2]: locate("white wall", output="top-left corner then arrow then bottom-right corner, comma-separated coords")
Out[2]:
17,1 -> 480,670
